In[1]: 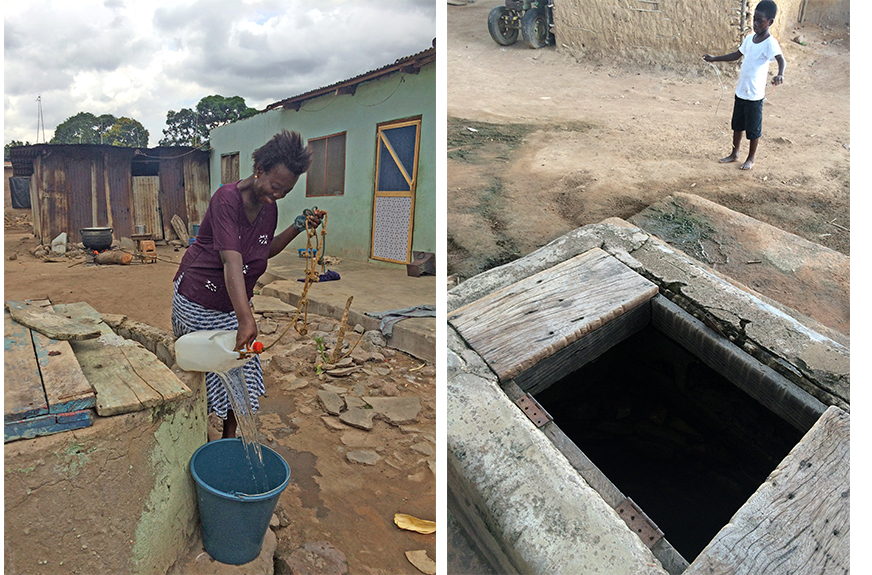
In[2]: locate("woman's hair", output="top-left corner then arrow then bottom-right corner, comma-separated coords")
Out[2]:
252,130 -> 313,176
756,0 -> 777,20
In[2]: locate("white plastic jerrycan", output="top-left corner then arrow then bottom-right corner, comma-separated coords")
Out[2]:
175,330 -> 263,373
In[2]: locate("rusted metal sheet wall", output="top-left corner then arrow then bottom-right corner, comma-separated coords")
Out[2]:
64,148 -> 95,242
183,152 -> 211,232
20,144 -> 210,244
106,149 -> 135,238
157,151 -> 188,240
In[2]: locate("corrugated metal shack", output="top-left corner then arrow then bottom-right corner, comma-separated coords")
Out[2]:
9,144 -> 210,245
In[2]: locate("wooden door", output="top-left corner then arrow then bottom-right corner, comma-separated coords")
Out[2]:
132,176 -> 162,238
371,118 -> 421,264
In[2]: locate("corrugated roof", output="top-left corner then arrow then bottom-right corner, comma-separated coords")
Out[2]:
263,44 -> 435,113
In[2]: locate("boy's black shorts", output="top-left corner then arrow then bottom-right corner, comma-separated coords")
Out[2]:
731,96 -> 764,140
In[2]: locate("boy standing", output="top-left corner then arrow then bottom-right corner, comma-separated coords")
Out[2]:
704,0 -> 785,170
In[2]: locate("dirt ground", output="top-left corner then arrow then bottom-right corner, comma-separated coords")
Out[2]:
4,219 -> 435,575
447,1 -> 850,284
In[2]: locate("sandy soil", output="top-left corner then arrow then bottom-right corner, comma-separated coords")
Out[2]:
4,221 -> 435,574
447,1 -> 850,282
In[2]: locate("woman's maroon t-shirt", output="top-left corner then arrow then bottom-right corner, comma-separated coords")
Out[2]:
174,182 -> 277,312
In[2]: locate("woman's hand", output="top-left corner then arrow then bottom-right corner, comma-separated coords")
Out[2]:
304,208 -> 327,229
235,313 -> 258,352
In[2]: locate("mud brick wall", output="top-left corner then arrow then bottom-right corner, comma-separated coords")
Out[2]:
552,0 -> 803,71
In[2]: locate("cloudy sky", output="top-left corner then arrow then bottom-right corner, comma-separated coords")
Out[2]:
4,0 -> 436,147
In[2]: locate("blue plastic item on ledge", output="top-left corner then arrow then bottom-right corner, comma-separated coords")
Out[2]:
297,248 -> 317,259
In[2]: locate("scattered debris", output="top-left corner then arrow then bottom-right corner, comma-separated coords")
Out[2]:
394,513 -> 436,534
404,550 -> 436,575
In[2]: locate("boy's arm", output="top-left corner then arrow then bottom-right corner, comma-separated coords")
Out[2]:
773,54 -> 786,85
703,51 -> 742,63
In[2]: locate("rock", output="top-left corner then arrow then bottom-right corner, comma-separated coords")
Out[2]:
271,355 -> 297,374
321,416 -> 348,431
270,513 -> 280,528
374,367 -> 392,377
411,442 -> 434,456
345,396 -> 366,410
280,541 -> 348,575
405,550 -> 436,575
168,529 -> 276,575
280,376 -> 308,392
319,383 -> 347,394
351,383 -> 366,397
353,324 -> 365,334
335,357 -> 354,368
360,331 -> 386,351
338,407 -> 375,431
299,405 -> 313,415
362,396 -> 421,425
252,294 -> 296,314
381,382 -> 399,396
340,430 -> 380,448
9,252 -> 18,261
259,320 -> 278,335
326,366 -> 361,377
346,450 -> 380,466
793,34 -> 806,45
316,390 -> 345,416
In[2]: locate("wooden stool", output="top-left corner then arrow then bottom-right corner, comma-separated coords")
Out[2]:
139,240 -> 157,263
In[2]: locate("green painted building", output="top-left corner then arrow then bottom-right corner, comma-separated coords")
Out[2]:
209,46 -> 436,265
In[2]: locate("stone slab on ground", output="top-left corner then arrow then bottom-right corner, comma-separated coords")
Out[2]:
168,528 -> 277,575
362,396 -> 422,425
252,294 -> 297,314
276,540 -> 348,575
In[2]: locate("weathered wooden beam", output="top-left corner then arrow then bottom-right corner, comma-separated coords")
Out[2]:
514,301 -> 651,395
685,406 -> 849,575
30,328 -> 96,414
448,248 -> 658,382
4,409 -> 94,443
4,311 -> 48,422
6,300 -> 101,340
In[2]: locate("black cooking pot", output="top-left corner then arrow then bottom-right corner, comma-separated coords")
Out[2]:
80,227 -> 114,251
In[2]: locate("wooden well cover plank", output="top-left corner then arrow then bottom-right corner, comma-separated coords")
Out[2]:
120,343 -> 191,403
30,329 -> 96,414
685,405 -> 849,575
4,311 -> 48,422
54,303 -> 162,416
448,248 -> 658,381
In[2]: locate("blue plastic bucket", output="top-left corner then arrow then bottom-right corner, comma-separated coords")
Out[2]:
190,439 -> 290,565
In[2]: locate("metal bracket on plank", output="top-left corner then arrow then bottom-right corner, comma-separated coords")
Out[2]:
616,497 -> 664,548
514,394 -> 553,427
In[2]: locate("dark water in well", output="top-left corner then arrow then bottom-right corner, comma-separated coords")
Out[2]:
534,325 -> 803,562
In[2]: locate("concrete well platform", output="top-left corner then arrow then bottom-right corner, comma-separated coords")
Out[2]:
447,209 -> 849,574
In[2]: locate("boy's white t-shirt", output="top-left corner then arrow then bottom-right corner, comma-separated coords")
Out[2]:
736,34 -> 782,101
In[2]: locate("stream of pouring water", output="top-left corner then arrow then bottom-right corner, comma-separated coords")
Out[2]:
215,367 -> 268,494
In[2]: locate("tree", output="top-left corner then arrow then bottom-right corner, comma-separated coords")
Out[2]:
51,112 -> 117,144
160,95 -> 258,146
104,117 -> 149,148
196,95 -> 258,130
159,108 -> 202,147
